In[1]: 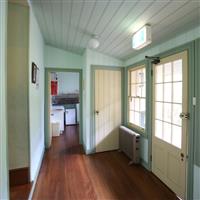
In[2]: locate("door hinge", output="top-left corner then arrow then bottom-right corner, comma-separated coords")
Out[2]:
193,97 -> 196,106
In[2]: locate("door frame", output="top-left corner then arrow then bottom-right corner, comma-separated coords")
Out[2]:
0,1 -> 9,199
44,68 -> 83,147
148,42 -> 195,200
90,65 -> 124,153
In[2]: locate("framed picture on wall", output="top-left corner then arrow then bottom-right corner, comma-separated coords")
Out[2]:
32,62 -> 37,83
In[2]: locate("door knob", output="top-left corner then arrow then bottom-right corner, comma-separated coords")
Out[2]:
179,112 -> 189,119
95,110 -> 99,115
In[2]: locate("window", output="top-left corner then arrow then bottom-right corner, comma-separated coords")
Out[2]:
128,65 -> 146,132
154,59 -> 183,149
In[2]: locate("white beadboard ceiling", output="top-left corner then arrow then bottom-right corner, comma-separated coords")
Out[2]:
30,0 -> 200,60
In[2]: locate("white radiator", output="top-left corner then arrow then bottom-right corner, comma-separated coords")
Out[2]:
119,126 -> 140,165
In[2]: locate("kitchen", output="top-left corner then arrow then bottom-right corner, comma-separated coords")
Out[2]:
50,72 -> 80,138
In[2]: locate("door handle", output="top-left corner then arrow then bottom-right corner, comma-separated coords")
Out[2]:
95,110 -> 99,115
179,112 -> 189,119
180,153 -> 184,157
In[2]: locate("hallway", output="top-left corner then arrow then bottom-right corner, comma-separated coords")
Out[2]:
33,126 -> 178,200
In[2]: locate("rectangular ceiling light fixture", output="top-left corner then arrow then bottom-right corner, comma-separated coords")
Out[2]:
132,25 -> 152,50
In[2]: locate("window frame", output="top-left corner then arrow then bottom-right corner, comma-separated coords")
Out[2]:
127,64 -> 146,134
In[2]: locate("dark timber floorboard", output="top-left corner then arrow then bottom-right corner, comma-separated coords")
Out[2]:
10,183 -> 32,200
33,125 -> 178,200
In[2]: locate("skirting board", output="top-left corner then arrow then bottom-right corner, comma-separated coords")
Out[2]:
28,147 -> 45,200
9,167 -> 29,187
83,143 -> 95,155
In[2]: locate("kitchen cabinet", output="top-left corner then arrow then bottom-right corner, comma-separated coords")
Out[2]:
51,106 -> 64,132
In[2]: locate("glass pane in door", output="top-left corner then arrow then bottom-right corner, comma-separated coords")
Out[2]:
154,58 -> 183,149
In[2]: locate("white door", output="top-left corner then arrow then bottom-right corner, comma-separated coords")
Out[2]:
152,51 -> 188,199
95,69 -> 121,153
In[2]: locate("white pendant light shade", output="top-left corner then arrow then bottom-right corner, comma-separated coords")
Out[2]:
88,36 -> 100,49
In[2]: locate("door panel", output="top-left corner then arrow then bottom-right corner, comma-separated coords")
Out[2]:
95,69 -> 121,153
152,51 -> 188,199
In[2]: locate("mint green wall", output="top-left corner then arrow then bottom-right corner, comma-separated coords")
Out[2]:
125,26 -> 200,200
29,7 -> 45,181
195,39 -> 200,167
45,45 -> 83,69
193,165 -> 200,200
0,0 -> 9,199
7,3 -> 29,169
83,48 -> 124,152
125,25 -> 200,66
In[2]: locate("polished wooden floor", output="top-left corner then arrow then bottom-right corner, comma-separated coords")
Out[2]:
33,125 -> 178,200
10,183 -> 32,200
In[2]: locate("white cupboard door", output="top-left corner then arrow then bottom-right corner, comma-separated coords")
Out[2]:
152,51 -> 188,199
95,69 -> 121,153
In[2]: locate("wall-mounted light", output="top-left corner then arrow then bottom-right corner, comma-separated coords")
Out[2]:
132,25 -> 152,50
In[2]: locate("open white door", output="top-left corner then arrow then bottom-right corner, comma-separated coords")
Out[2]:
152,51 -> 188,199
95,69 -> 121,152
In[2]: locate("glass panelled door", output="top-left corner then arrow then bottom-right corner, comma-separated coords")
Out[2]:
152,51 -> 188,200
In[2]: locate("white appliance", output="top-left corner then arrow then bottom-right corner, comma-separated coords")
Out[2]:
76,103 -> 80,123
51,106 -> 64,132
52,122 -> 60,137
65,108 -> 76,125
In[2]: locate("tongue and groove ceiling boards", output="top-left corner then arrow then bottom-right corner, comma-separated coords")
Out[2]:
30,0 -> 200,60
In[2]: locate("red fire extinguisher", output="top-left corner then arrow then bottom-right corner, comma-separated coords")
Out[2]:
51,81 -> 58,95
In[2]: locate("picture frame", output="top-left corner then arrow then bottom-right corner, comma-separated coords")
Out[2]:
32,62 -> 37,83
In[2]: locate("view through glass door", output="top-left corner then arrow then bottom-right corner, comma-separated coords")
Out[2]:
152,51 -> 188,199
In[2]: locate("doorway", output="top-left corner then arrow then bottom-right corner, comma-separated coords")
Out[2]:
45,69 -> 83,148
94,67 -> 122,152
152,51 -> 188,199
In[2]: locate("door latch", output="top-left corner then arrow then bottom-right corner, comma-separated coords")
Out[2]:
179,112 -> 190,120
180,153 -> 184,161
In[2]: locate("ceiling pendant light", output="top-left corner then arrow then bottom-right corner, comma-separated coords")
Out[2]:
88,35 -> 100,49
